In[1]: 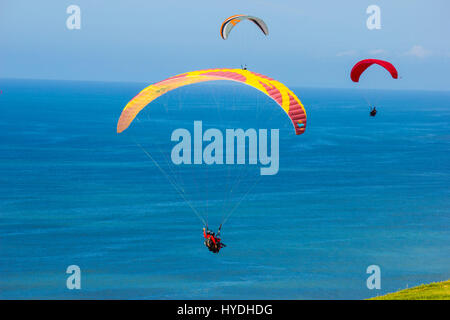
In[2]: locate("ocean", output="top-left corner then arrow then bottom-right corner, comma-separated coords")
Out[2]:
0,78 -> 449,299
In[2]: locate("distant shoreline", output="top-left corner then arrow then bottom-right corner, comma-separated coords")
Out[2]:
369,280 -> 450,300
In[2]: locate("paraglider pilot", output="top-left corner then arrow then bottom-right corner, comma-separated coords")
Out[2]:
203,225 -> 226,253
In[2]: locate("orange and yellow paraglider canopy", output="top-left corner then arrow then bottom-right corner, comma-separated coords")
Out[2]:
117,68 -> 307,135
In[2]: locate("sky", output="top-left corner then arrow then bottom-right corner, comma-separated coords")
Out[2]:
0,0 -> 449,90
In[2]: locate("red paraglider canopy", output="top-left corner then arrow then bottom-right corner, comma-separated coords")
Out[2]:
350,59 -> 398,82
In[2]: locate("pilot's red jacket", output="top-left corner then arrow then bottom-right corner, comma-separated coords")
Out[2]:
203,229 -> 219,246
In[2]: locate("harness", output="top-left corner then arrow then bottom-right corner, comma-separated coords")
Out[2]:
203,229 -> 224,253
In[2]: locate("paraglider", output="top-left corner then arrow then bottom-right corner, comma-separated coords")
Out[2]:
220,15 -> 269,40
350,59 -> 398,116
117,68 -> 307,135
350,59 -> 398,83
203,226 -> 226,253
117,69 -> 306,253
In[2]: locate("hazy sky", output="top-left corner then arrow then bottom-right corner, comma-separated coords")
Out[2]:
0,0 -> 449,90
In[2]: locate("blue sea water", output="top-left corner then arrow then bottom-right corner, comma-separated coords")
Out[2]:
0,78 -> 449,299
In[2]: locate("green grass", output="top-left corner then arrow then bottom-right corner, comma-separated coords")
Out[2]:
369,279 -> 450,300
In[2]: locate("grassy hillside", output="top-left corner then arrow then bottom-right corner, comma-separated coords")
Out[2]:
369,279 -> 450,300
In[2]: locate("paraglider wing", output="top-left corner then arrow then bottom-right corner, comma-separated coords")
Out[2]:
220,15 -> 269,40
117,69 -> 306,135
350,59 -> 398,82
